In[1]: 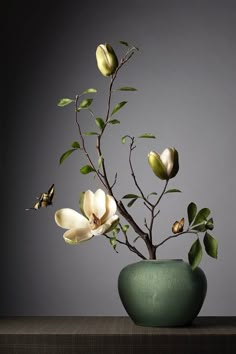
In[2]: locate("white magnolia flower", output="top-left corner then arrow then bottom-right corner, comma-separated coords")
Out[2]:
55,189 -> 119,244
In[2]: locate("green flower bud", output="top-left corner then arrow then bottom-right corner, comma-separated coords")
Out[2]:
148,147 -> 179,180
96,44 -> 118,77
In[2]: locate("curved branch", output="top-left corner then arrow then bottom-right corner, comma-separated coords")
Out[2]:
154,230 -> 198,249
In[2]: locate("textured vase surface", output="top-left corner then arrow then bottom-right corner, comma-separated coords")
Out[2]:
118,259 -> 207,327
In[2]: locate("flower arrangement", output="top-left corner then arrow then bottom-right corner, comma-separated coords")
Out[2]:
45,42 -> 218,269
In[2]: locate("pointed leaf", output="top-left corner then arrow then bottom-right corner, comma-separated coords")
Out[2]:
109,237 -> 118,253
84,131 -> 99,136
188,238 -> 203,270
192,224 -> 207,232
113,227 -> 120,236
203,232 -> 218,259
57,98 -> 74,107
164,189 -> 182,194
79,98 -> 93,109
138,133 -> 156,139
122,194 -> 140,199
127,198 -> 138,207
59,149 -> 76,165
121,225 -> 129,232
188,202 -> 197,225
121,136 -> 127,144
111,101 -> 127,116
80,165 -> 96,174
95,117 -> 105,130
108,119 -> 120,125
71,141 -> 80,149
193,208 -> 211,226
82,88 -> 97,94
119,40 -> 129,47
206,217 -> 214,231
147,192 -> 158,198
117,86 -> 137,91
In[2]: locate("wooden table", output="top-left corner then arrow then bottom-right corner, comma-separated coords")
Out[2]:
0,316 -> 235,354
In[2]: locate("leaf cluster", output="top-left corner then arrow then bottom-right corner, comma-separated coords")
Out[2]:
187,202 -> 218,270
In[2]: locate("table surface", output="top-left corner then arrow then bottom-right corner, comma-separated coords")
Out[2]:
1,316 -> 236,334
1,316 -> 236,354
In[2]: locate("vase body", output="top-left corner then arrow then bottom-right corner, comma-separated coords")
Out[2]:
118,259 -> 207,327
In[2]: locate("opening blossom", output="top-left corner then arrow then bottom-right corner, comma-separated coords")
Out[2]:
148,147 -> 179,180
55,189 -> 119,244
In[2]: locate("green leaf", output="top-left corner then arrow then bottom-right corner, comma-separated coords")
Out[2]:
79,98 -> 93,108
203,232 -> 218,259
59,149 -> 76,165
121,136 -> 127,144
127,198 -> 138,207
108,119 -> 120,125
71,141 -> 80,149
57,98 -> 74,107
98,155 -> 103,168
121,225 -> 129,232
95,117 -> 105,130
192,224 -> 207,232
138,133 -> 156,139
82,88 -> 97,94
188,202 -> 197,225
147,192 -> 158,198
109,237 -> 118,253
84,131 -> 99,136
119,40 -> 129,47
188,238 -> 203,270
111,101 -> 127,116
164,189 -> 182,194
113,227 -> 120,236
122,194 -> 140,199
117,86 -> 137,91
206,217 -> 214,231
80,165 -> 96,174
193,208 -> 211,226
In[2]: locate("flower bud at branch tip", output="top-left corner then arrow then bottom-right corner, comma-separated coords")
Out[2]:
96,43 -> 118,76
148,147 -> 179,180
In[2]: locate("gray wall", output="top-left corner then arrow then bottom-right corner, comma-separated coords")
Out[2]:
3,0 -> 236,315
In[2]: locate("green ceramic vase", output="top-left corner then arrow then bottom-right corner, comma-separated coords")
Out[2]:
118,259 -> 207,327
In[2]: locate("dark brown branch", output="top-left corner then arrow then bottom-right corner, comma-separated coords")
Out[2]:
154,230 -> 198,249
104,230 -> 146,260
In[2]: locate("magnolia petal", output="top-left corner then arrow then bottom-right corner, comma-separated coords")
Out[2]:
55,208 -> 89,230
93,215 -> 119,235
160,148 -> 174,176
101,194 -> 117,223
83,190 -> 94,219
169,148 -> 179,179
63,227 -> 93,244
148,151 -> 168,180
93,189 -> 106,219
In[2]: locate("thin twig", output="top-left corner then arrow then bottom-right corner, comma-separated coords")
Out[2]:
128,136 -> 153,208
154,230 -> 198,249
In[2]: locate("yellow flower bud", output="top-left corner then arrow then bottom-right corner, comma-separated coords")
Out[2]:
96,44 -> 118,77
148,147 -> 179,180
172,217 -> 184,234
